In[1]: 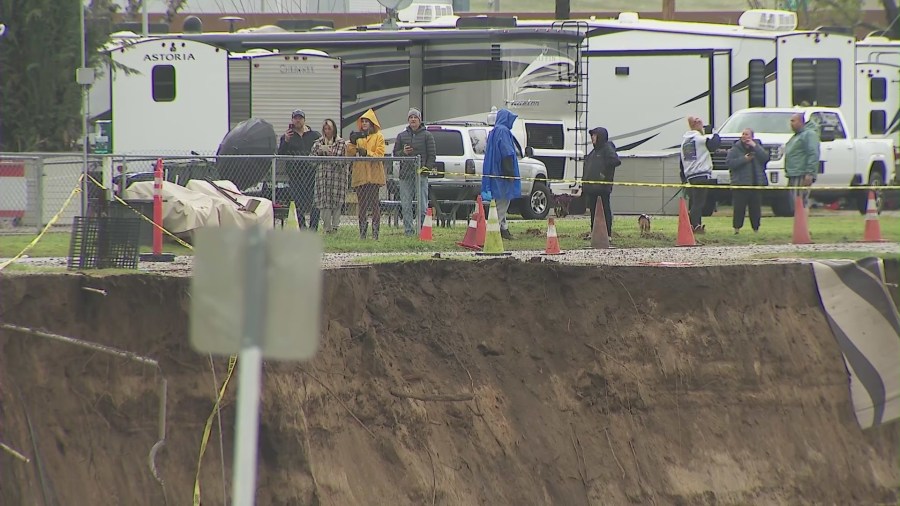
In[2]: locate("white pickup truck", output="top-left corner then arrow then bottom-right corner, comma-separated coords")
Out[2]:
710,107 -> 896,216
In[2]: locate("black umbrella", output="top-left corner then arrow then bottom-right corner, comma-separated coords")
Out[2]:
216,118 -> 277,191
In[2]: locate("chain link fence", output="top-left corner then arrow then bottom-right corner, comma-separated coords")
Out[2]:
1,152 -> 432,239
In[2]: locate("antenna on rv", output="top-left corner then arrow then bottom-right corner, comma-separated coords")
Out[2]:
377,0 -> 414,30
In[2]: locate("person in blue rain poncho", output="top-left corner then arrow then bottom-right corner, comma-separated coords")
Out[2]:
481,108 -> 522,241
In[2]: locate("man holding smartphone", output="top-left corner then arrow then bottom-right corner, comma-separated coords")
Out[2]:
392,108 -> 435,236
278,109 -> 321,229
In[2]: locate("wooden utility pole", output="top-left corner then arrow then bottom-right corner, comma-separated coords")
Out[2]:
662,0 -> 676,20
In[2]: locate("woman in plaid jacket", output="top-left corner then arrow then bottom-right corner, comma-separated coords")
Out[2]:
310,118 -> 351,234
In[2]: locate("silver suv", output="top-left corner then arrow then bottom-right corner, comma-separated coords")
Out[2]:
413,121 -> 552,219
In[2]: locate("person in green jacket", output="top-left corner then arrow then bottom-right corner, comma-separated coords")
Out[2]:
784,113 -> 820,214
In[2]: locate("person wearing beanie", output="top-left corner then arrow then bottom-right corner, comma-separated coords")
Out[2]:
278,108 -> 321,230
393,107 -> 436,236
581,126 -> 621,239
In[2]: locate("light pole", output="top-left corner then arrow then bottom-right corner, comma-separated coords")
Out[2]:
78,2 -> 89,216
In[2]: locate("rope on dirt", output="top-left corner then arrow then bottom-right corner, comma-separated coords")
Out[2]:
193,354 -> 237,506
0,323 -> 169,503
0,176 -> 81,272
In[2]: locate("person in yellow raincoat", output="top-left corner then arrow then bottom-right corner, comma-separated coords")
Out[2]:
346,109 -> 386,239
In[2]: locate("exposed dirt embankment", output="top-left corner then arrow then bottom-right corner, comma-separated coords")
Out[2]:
0,261 -> 897,505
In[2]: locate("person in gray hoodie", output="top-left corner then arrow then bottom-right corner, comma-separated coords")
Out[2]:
726,128 -> 770,234
392,108 -> 436,236
679,116 -> 721,233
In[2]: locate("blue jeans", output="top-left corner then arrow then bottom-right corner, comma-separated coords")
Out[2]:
399,172 -> 428,235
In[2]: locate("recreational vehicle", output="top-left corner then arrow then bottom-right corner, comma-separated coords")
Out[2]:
89,38 -> 341,155
383,10 -> 860,153
855,35 -> 900,145
227,49 -> 341,131
108,37 -> 230,155
167,27 -> 588,198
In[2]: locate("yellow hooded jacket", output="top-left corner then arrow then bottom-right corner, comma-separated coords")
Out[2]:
347,109 -> 386,188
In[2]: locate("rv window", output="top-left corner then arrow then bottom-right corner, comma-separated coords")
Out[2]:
524,123 -> 564,150
431,130 -> 465,156
151,65 -> 176,102
748,59 -> 766,108
469,129 -> 488,155
342,67 -> 363,102
791,58 -> 841,107
870,110 -> 887,135
810,111 -> 846,140
870,77 -> 887,102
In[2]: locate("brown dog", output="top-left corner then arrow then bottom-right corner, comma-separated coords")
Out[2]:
638,214 -> 652,237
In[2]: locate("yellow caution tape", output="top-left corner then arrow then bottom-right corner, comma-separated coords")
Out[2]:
0,177 -> 82,272
448,172 -> 900,191
193,354 -> 238,506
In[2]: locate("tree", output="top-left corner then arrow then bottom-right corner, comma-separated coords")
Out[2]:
0,0 -> 84,151
0,0 -> 186,152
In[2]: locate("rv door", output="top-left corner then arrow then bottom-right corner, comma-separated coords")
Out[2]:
855,62 -> 900,141
775,33 -> 855,133
711,51 -> 732,129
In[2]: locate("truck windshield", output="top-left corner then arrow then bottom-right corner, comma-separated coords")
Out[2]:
717,112 -> 795,135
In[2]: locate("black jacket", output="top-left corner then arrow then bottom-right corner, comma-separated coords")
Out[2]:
278,126 -> 321,156
726,139 -> 770,187
582,142 -> 621,195
392,125 -> 436,172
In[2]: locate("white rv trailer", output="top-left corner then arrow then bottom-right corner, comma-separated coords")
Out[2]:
170,27 -> 587,196
89,38 -> 341,155
107,38 -> 230,155
227,49 -> 342,131
855,35 -> 900,144
379,10 -> 859,152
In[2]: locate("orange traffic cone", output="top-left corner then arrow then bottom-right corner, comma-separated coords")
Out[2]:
591,198 -> 610,249
675,198 -> 697,247
475,196 -> 487,248
457,209 -> 481,250
861,190 -> 885,242
792,195 -> 812,245
543,217 -> 563,255
420,207 -> 433,241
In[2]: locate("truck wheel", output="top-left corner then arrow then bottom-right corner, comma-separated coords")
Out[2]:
520,181 -> 551,220
771,192 -> 794,217
857,169 -> 884,215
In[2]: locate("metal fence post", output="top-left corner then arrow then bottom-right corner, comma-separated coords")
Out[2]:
415,155 -> 422,234
270,155 -> 277,205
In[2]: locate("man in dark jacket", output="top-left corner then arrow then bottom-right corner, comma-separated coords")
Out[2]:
582,126 -> 621,238
726,128 -> 770,234
278,109 -> 321,229
393,108 -> 436,236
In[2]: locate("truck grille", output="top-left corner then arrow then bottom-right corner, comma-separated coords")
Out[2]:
711,138 -> 739,172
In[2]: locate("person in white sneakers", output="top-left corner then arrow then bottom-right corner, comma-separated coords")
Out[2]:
678,116 -> 721,234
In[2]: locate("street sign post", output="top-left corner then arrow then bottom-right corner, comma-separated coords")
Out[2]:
190,224 -> 323,505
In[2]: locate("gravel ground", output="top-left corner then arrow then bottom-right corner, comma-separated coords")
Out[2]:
3,242 -> 897,276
